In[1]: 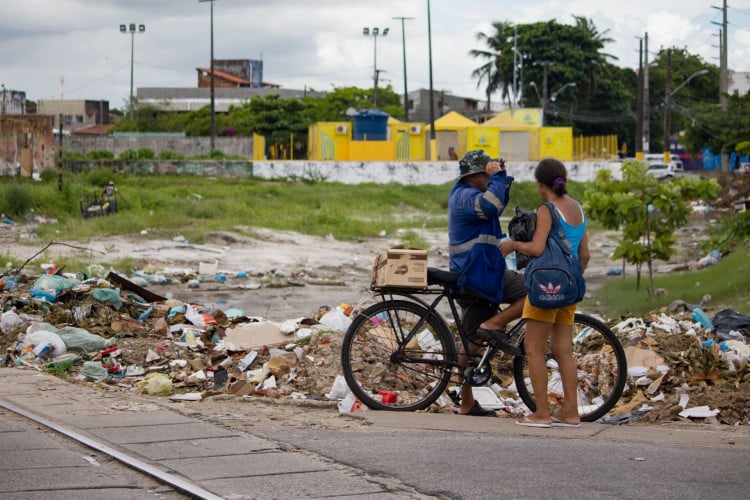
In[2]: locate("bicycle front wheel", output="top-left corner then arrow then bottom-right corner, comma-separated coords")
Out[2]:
341,300 -> 457,411
512,313 -> 627,422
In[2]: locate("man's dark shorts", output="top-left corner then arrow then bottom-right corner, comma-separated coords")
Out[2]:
458,270 -> 526,343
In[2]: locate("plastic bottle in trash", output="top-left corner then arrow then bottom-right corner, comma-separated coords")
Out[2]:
501,237 -> 517,271
691,307 -> 713,330
47,355 -> 78,372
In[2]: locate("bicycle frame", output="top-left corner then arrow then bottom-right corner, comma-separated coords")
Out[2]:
371,281 -> 524,378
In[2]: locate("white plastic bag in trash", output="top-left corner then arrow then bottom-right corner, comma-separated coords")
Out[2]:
319,306 -> 352,332
326,375 -> 351,400
0,309 -> 22,333
23,328 -> 67,357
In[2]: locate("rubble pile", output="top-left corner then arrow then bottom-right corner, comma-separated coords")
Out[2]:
1,264 -> 749,426
0,266 -> 352,403
607,309 -> 750,425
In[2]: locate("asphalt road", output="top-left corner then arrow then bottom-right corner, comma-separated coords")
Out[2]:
1,368 -> 748,499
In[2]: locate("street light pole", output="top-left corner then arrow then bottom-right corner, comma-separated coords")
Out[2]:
427,0 -> 435,146
550,82 -> 577,125
363,26 -> 389,107
392,16 -> 414,121
663,58 -> 708,160
199,0 -> 217,150
119,23 -> 145,121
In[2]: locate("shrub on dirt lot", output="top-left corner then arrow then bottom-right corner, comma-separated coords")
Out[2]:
0,182 -> 35,217
703,211 -> 750,253
84,168 -> 117,187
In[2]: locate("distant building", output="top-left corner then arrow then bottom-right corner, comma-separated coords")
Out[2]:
1,88 -> 26,115
405,89 -> 492,124
138,86 -> 326,112
197,59 -> 269,88
36,99 -> 110,133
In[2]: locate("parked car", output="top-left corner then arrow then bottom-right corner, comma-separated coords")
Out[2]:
647,162 -> 684,179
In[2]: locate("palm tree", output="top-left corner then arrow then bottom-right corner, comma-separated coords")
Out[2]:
469,21 -> 516,111
571,15 -> 617,97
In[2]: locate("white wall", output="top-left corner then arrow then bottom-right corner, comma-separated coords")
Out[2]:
251,160 -> 623,185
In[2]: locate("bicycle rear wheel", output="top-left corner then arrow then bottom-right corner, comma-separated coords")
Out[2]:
512,313 -> 627,422
341,300 -> 457,411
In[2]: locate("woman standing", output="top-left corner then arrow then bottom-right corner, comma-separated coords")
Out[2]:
499,158 -> 590,427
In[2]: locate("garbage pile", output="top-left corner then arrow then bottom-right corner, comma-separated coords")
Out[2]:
0,265 -> 355,404
606,306 -> 750,425
1,264 -> 749,426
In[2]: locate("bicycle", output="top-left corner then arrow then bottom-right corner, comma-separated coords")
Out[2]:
341,267 -> 627,422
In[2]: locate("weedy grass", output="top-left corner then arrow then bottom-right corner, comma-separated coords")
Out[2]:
590,245 -> 750,317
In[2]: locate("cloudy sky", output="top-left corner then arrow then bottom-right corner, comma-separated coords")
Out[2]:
2,0 -> 749,110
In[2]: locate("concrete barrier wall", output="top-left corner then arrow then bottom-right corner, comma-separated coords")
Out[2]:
57,159 -> 622,184
63,136 -> 253,157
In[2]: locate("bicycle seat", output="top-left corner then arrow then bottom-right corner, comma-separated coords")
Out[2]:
427,267 -> 460,286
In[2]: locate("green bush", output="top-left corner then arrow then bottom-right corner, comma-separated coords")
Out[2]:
86,150 -> 115,160
121,148 -> 156,160
84,168 -> 117,187
0,182 -> 35,217
61,150 -> 86,161
158,149 -> 184,160
703,210 -> 750,253
137,148 -> 155,160
119,149 -> 138,160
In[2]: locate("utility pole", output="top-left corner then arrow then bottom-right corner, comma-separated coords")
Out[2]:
712,0 -> 729,171
635,37 -> 643,155
663,48 -> 672,158
393,16 -> 413,122
643,32 -> 650,154
536,60 -> 554,126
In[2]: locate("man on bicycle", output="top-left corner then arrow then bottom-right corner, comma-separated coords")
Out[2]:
448,150 -> 526,416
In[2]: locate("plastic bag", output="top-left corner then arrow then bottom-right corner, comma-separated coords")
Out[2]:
136,372 -> 173,396
319,306 -> 352,333
57,327 -> 107,352
32,274 -> 79,294
88,288 -> 121,308
23,328 -> 67,357
82,361 -> 109,381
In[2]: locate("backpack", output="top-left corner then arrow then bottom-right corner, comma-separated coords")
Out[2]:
508,206 -> 537,270
508,206 -> 536,243
524,202 -> 586,309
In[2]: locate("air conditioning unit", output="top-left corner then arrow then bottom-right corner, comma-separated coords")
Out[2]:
335,125 -> 348,134
409,125 -> 422,134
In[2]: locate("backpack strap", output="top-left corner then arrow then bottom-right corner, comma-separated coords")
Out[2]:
543,202 -> 574,256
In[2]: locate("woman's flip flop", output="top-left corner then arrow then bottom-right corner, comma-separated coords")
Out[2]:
515,416 -> 551,428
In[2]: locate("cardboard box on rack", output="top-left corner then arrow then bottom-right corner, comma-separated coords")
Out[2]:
372,248 -> 428,288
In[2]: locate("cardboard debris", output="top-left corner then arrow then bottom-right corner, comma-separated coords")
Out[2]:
222,322 -> 286,350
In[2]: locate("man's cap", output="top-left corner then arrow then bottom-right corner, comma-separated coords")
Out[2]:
108,181 -> 114,186
457,150 -> 491,180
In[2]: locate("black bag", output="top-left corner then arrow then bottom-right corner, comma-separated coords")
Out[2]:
508,207 -> 536,270
524,202 -> 586,309
508,206 -> 536,242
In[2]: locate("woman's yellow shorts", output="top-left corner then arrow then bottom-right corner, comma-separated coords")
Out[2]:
521,298 -> 577,325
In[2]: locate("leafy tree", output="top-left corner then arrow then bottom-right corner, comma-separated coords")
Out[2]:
584,161 -> 720,297
304,85 -> 403,121
647,48 -> 718,153
683,92 -> 750,163
469,18 -> 636,145
469,21 -> 516,109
